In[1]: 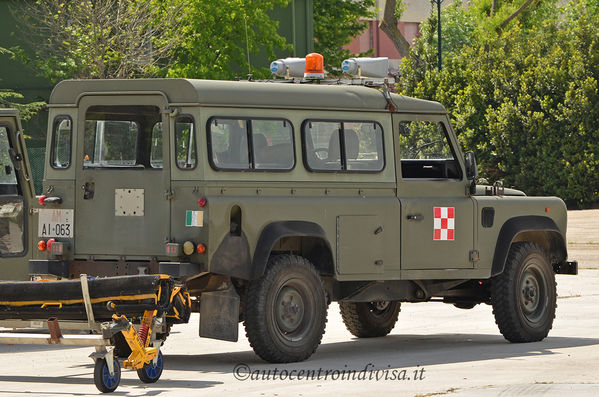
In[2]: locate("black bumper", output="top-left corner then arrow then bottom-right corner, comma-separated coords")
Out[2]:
554,261 -> 578,275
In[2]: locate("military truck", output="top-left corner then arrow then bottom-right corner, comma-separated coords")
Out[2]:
1,73 -> 577,364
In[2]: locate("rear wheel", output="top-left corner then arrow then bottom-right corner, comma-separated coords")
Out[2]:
137,351 -> 163,383
339,301 -> 401,338
491,242 -> 556,342
244,255 -> 328,363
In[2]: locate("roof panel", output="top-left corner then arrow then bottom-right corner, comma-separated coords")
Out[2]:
49,78 -> 446,113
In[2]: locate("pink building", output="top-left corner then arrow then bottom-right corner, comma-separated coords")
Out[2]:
345,0 -> 453,68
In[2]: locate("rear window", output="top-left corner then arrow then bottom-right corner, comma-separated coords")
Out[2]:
83,105 -> 162,169
208,117 -> 294,171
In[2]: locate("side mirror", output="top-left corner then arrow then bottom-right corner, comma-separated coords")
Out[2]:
464,151 -> 478,180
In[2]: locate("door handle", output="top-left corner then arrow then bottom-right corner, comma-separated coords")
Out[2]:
407,214 -> 423,221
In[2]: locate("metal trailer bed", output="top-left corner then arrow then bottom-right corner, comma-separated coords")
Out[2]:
0,274 -> 191,393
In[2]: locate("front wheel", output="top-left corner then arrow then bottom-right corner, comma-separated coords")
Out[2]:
243,255 -> 328,363
339,301 -> 401,338
491,242 -> 556,342
137,351 -> 163,383
93,358 -> 121,393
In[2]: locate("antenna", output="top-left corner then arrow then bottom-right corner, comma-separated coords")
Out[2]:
244,14 -> 251,78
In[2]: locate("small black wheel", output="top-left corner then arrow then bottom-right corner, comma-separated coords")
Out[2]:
137,351 -> 163,383
491,242 -> 557,342
93,357 -> 121,393
244,255 -> 328,363
339,301 -> 401,338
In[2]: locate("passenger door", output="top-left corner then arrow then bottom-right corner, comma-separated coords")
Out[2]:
74,96 -> 171,257
393,114 -> 475,270
0,111 -> 34,280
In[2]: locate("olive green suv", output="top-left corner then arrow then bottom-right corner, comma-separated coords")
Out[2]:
0,78 -> 577,363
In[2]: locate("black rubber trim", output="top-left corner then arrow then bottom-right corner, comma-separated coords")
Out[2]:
159,262 -> 206,278
491,216 -> 565,277
250,221 -> 332,280
29,260 -> 70,278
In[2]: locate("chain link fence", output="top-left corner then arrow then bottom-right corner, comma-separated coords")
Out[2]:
27,147 -> 45,195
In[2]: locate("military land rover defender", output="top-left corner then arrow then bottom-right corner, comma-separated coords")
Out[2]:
0,72 -> 577,363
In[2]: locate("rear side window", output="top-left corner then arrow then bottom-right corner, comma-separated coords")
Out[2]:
175,116 -> 197,169
208,117 -> 294,171
51,116 -> 72,169
83,105 -> 162,169
303,120 -> 384,172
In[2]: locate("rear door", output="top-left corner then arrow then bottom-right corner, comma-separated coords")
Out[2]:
0,110 -> 34,280
74,96 -> 171,257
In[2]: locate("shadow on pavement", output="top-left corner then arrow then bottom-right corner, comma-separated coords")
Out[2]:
162,333 -> 599,373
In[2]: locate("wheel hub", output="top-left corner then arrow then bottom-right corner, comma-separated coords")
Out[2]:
275,286 -> 305,333
520,268 -> 542,317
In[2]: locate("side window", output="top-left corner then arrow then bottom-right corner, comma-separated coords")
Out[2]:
398,121 -> 461,179
209,118 -> 249,170
252,119 -> 294,170
303,120 -> 384,172
51,116 -> 72,169
0,126 -> 18,191
83,105 -> 162,169
208,117 -> 294,171
150,122 -> 163,169
175,116 -> 197,169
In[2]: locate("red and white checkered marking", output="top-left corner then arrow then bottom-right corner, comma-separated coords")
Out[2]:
433,207 -> 455,241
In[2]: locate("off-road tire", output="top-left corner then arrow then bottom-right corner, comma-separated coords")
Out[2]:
243,255 -> 328,363
339,301 -> 401,338
491,242 -> 556,342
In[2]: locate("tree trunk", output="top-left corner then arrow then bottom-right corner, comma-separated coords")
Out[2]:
379,0 -> 410,57
499,0 -> 539,32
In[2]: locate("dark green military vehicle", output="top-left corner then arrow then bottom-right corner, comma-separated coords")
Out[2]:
1,77 -> 577,363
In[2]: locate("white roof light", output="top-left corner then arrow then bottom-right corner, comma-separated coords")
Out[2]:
341,57 -> 389,78
270,57 -> 306,78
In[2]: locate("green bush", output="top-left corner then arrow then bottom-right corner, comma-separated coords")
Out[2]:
398,0 -> 599,207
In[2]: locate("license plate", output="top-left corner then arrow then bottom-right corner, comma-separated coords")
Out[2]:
38,209 -> 74,238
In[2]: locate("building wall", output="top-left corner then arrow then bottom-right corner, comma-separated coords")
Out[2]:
346,0 -> 454,64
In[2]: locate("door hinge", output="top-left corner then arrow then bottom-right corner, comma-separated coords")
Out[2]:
469,250 -> 480,262
165,189 -> 174,200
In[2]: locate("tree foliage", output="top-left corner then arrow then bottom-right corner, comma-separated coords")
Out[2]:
11,0 -> 185,82
313,0 -> 376,75
167,0 -> 292,80
0,47 -> 45,121
399,0 -> 599,207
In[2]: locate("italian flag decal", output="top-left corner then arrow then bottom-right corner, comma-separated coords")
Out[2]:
186,210 -> 204,227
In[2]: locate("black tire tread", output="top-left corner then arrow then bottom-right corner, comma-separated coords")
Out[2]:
339,301 -> 401,338
491,242 -> 556,343
243,254 -> 328,363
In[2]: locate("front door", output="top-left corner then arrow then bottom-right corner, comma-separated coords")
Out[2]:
393,114 -> 475,270
0,111 -> 34,280
74,96 -> 170,257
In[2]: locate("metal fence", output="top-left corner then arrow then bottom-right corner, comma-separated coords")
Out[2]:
27,147 -> 45,195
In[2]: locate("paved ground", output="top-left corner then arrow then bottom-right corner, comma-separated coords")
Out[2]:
0,210 -> 597,396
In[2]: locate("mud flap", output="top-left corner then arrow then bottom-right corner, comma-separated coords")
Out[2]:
199,286 -> 240,342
